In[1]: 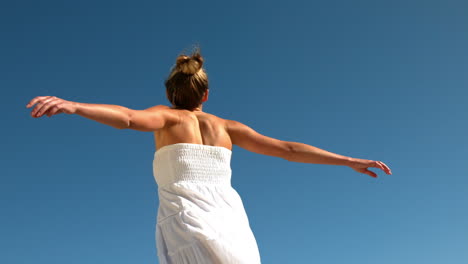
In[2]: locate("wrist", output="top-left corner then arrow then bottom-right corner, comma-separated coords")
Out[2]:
344,157 -> 357,167
73,102 -> 88,115
71,101 -> 80,114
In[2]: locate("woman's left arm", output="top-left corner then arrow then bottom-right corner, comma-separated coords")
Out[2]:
27,96 -> 134,130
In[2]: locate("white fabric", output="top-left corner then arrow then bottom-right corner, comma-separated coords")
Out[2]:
153,143 -> 261,264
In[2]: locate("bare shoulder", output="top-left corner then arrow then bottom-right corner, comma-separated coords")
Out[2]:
155,105 -> 170,109
222,118 -> 290,158
223,118 -> 245,133
151,105 -> 181,121
223,119 -> 254,140
144,104 -> 171,111
127,104 -> 181,131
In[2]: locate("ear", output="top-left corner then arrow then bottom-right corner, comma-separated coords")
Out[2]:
201,89 -> 209,103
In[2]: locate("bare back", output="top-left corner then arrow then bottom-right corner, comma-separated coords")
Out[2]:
131,104 -> 290,159
154,109 -> 233,151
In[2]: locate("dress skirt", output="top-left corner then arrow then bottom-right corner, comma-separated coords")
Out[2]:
153,143 -> 261,264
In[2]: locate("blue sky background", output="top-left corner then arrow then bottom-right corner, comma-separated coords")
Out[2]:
1,0 -> 467,263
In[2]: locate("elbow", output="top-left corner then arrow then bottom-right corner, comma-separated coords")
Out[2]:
121,111 -> 134,130
124,117 -> 153,131
117,123 -> 130,130
118,124 -> 130,130
282,141 -> 296,161
117,117 -> 131,130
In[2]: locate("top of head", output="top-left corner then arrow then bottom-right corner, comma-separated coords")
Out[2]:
176,53 -> 204,75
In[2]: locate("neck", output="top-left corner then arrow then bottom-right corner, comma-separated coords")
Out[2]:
193,105 -> 203,112
171,105 -> 203,112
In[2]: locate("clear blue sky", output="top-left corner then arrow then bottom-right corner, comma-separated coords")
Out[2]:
2,0 -> 467,263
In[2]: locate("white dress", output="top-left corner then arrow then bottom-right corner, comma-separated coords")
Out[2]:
153,143 -> 261,264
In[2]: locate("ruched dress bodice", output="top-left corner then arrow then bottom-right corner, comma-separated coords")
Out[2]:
153,143 -> 261,264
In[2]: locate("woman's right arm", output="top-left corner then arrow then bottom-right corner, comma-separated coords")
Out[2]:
225,119 -> 392,177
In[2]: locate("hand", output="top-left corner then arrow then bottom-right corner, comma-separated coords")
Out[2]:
348,158 -> 392,178
26,96 -> 78,118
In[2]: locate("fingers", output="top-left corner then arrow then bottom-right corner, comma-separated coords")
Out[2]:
46,104 -> 64,117
373,161 -> 385,173
375,161 -> 392,175
42,100 -> 62,117
32,97 -> 55,117
380,162 -> 391,174
365,168 -> 378,178
26,96 -> 51,109
30,96 -> 60,118
351,159 -> 392,178
353,167 -> 378,178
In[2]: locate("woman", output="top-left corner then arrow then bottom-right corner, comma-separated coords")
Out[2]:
26,49 -> 392,264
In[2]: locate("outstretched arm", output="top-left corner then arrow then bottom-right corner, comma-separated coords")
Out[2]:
225,119 -> 392,178
26,96 -> 175,131
27,96 -> 132,129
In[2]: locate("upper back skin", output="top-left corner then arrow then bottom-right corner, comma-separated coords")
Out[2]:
153,107 -> 232,151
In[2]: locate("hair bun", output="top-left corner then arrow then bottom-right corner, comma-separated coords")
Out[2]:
176,54 -> 203,75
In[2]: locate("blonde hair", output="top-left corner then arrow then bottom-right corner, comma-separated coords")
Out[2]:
165,47 -> 208,110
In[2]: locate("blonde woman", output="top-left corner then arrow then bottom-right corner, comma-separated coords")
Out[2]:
26,48 -> 392,264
